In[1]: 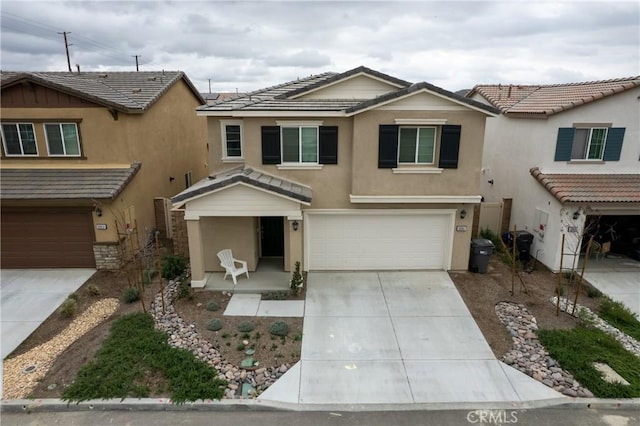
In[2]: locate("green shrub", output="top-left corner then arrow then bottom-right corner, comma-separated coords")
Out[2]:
177,280 -> 193,300
236,343 -> 246,351
587,287 -> 603,299
206,318 -> 223,332
290,261 -> 303,295
162,254 -> 187,280
86,284 -> 101,297
479,228 -> 503,254
269,320 -> 290,337
59,298 -> 77,318
67,292 -> 80,301
206,300 -> 220,311
121,287 -> 140,303
599,297 -> 640,341
238,321 -> 255,332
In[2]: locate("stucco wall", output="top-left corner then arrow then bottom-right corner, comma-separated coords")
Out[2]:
474,87 -> 640,271
1,79 -> 208,249
200,216 -> 259,272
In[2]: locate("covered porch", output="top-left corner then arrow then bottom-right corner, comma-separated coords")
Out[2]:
203,257 -> 291,292
171,167 -> 312,288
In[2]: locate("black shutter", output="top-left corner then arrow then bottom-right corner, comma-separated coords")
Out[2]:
603,127 -> 625,161
319,126 -> 338,164
378,125 -> 398,168
438,125 -> 461,169
261,126 -> 281,164
554,128 -> 574,161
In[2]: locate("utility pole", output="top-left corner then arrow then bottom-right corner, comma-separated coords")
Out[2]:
208,78 -> 211,93
58,31 -> 72,72
133,55 -> 141,72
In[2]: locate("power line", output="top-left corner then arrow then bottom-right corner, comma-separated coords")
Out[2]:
1,11 -> 144,71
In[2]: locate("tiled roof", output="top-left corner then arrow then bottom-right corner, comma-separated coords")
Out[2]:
530,167 -> 640,203
1,71 -> 204,112
0,163 -> 141,200
197,72 -> 337,111
469,77 -> 640,116
197,66 -> 498,115
171,166 -> 312,205
346,82 -> 500,115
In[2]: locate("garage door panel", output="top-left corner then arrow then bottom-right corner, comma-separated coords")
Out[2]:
307,212 -> 451,270
1,210 -> 96,268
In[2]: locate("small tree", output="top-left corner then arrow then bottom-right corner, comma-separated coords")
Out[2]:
290,261 -> 303,295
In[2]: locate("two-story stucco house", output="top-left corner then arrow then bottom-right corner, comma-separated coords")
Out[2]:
0,71 -> 208,269
467,77 -> 640,272
171,66 -> 499,288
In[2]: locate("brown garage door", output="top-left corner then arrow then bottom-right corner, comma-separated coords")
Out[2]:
1,209 -> 96,268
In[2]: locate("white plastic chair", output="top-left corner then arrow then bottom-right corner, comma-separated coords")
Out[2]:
217,249 -> 249,285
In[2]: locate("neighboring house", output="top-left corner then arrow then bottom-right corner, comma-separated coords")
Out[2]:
1,71 -> 208,269
200,92 -> 245,106
172,66 -> 499,288
467,77 -> 640,271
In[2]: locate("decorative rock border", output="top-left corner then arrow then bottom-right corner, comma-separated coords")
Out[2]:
551,296 -> 640,358
2,298 -> 120,400
151,279 -> 291,399
495,301 -> 593,398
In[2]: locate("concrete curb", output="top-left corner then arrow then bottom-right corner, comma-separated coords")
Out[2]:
2,397 -> 639,413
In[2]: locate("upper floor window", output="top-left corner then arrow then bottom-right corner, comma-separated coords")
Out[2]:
554,126 -> 625,162
221,120 -> 243,161
261,124 -> 338,166
571,128 -> 607,160
1,123 -> 38,156
398,126 -> 436,164
45,123 -> 81,156
282,126 -> 318,163
379,124 -> 461,169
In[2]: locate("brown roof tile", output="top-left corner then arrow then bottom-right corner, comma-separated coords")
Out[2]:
469,77 -> 640,116
530,167 -> 640,203
0,163 -> 141,200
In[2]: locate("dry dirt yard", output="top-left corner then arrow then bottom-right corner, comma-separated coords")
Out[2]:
7,254 -> 597,400
450,255 -> 600,358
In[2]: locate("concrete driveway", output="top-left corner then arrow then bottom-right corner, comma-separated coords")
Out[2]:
259,271 -> 562,407
1,269 -> 96,359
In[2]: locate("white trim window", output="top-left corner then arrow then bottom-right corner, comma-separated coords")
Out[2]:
281,126 -> 318,163
45,123 -> 81,156
220,120 -> 243,161
1,123 -> 38,156
571,127 -> 607,160
398,126 -> 436,164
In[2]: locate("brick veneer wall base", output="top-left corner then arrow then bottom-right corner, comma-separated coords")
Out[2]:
93,243 -> 122,270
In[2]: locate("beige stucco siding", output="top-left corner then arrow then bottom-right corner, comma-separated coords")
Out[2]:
2,79 -> 208,248
200,216 -> 259,272
351,110 -> 486,196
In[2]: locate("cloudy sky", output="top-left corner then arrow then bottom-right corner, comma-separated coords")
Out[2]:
1,1 -> 638,93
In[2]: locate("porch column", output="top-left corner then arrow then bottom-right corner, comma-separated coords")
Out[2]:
186,218 -> 206,288
286,217 -> 303,272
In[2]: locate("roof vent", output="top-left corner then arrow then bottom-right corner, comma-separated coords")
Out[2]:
98,73 -> 108,78
147,76 -> 156,81
132,88 -> 142,93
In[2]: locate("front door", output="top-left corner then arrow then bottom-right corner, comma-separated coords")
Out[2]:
260,216 -> 284,257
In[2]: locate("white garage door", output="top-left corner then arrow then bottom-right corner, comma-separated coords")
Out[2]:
305,211 -> 453,270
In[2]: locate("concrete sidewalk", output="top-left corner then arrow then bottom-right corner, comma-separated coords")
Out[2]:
258,271 -> 563,406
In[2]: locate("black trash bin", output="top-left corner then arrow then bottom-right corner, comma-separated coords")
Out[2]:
515,231 -> 534,262
502,230 -> 534,262
470,238 -> 495,273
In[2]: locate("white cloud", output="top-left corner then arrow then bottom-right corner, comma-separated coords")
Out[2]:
1,1 -> 638,93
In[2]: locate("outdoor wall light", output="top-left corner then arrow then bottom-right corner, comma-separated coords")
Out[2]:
95,207 -> 102,217
573,210 -> 580,220
169,176 -> 175,182
460,209 -> 467,219
292,220 -> 299,231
